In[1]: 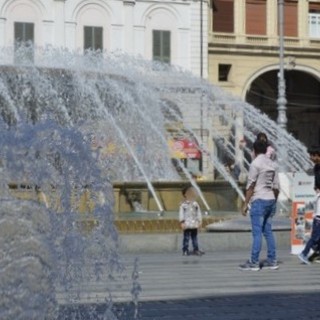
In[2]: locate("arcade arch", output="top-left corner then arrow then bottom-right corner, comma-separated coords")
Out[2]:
245,68 -> 320,148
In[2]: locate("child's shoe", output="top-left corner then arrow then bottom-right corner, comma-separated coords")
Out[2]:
182,250 -> 189,256
193,249 -> 205,256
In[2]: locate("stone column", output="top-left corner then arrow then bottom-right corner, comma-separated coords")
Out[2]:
42,20 -> 54,47
178,29 -> 190,70
267,0 -> 278,45
234,0 -> 246,43
65,22 -> 77,50
54,0 -> 66,47
111,24 -> 123,52
133,25 -> 145,57
0,18 -> 6,47
298,0 -> 309,46
123,0 -> 135,54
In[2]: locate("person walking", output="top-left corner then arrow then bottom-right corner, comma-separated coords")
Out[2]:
303,146 -> 320,263
239,140 -> 280,271
298,189 -> 320,264
309,146 -> 320,191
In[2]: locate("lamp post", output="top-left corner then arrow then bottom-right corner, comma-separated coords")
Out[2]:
200,0 -> 204,142
277,0 -> 287,130
277,0 -> 288,173
200,0 -> 204,172
200,0 -> 203,79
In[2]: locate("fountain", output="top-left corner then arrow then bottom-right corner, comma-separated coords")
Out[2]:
0,120 -> 125,319
0,47 -> 313,319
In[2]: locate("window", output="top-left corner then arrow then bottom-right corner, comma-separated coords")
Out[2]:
309,14 -> 320,38
246,0 -> 267,35
84,26 -> 103,51
309,2 -> 320,38
153,30 -> 171,64
14,22 -> 34,63
212,0 -> 234,33
218,64 -> 231,82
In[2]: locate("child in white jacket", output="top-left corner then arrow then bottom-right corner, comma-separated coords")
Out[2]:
179,186 -> 204,256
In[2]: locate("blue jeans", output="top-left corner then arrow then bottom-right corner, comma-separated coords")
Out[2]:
183,229 -> 199,252
250,199 -> 277,264
302,216 -> 320,256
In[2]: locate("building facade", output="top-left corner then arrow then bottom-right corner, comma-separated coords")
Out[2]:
0,0 -> 216,178
209,0 -> 320,149
0,0 -> 208,77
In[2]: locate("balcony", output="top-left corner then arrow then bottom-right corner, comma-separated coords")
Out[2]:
208,32 -> 320,57
209,13 -> 320,51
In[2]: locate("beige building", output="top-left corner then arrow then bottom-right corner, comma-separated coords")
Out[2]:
208,0 -> 320,148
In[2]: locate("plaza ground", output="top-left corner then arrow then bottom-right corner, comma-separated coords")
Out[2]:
59,247 -> 320,320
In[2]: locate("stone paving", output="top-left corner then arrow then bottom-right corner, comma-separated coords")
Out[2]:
58,248 -> 320,320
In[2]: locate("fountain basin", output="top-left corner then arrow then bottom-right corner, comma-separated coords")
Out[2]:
113,180 -> 241,213
8,180 -> 241,214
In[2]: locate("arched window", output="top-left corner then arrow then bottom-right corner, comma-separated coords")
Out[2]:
75,4 -> 110,52
144,8 -> 178,65
3,0 -> 46,63
153,30 -> 171,63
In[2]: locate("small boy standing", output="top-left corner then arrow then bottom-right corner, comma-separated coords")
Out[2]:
179,186 -> 203,256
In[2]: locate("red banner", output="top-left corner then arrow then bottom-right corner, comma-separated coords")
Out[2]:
169,139 -> 201,159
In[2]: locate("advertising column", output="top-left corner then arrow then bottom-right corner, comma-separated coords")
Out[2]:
291,172 -> 315,254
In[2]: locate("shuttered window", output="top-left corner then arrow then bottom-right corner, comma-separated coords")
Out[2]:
283,1 -> 298,37
153,30 -> 171,64
84,26 -> 103,51
14,22 -> 34,43
309,2 -> 320,13
212,0 -> 234,33
14,22 -> 34,63
246,0 -> 267,35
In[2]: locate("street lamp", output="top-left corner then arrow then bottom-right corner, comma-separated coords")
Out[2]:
200,0 -> 204,172
200,0 -> 204,142
277,0 -> 287,130
200,0 -> 203,79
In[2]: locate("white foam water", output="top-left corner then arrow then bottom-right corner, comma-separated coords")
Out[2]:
0,47 -> 312,319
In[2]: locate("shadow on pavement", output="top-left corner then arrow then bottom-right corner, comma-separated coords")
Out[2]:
59,291 -> 320,320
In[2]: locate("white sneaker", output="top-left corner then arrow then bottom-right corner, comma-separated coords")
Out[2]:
298,253 -> 310,265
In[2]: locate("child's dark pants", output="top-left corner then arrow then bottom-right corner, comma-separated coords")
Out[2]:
183,228 -> 199,252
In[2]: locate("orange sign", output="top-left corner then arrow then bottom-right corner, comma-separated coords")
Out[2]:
291,202 -> 313,247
